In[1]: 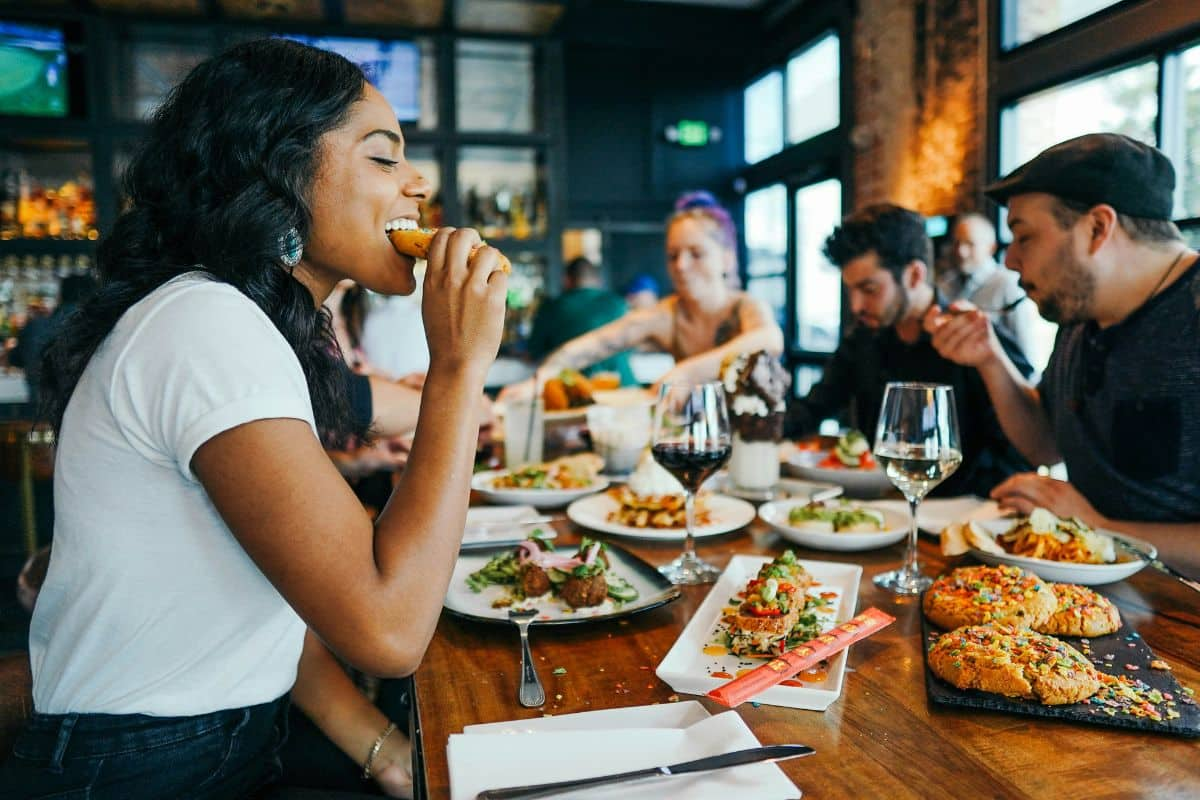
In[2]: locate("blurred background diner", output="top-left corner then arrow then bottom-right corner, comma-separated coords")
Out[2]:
0,0 -> 1198,793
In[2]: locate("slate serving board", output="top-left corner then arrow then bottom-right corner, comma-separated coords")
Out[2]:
921,609 -> 1200,737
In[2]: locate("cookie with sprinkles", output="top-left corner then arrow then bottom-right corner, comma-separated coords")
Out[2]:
1036,583 -> 1122,638
928,625 -> 1104,705
922,564 -> 1055,631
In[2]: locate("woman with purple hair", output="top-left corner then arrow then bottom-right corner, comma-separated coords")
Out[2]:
501,191 -> 783,395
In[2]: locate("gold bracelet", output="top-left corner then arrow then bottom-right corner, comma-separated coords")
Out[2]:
362,721 -> 397,780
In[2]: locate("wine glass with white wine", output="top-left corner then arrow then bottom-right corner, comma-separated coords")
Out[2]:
872,382 -> 962,594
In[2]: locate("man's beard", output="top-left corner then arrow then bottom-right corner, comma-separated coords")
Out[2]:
1034,239 -> 1094,324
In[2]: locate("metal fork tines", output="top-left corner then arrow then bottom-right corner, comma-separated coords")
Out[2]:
1114,538 -> 1200,594
508,608 -> 545,707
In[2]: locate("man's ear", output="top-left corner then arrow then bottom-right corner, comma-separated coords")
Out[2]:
904,260 -> 928,289
1086,204 -> 1119,255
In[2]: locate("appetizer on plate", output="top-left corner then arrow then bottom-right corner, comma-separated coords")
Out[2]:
817,429 -> 877,470
941,507 -> 1126,565
922,564 -> 1056,631
927,624 -> 1104,705
464,534 -> 639,611
716,551 -> 841,658
491,453 -> 603,491
1037,583 -> 1122,637
786,500 -> 885,533
607,450 -> 711,529
542,368 -> 595,412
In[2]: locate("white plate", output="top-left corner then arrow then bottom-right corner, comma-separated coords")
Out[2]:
783,450 -> 893,497
757,499 -> 909,552
471,469 -> 608,509
705,472 -> 843,504
656,555 -> 862,710
443,539 -> 680,624
868,496 -> 1008,537
565,491 -> 757,541
967,519 -> 1155,586
590,387 -> 655,407
460,505 -> 555,550
448,704 -> 798,800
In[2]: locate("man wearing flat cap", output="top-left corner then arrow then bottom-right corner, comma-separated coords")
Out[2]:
926,133 -> 1200,571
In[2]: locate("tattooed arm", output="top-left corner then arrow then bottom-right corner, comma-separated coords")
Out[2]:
497,304 -> 671,399
657,293 -> 783,386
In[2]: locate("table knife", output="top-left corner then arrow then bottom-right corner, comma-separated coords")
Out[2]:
475,744 -> 814,800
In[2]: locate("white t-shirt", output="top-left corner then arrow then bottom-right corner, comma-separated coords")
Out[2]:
30,272 -> 315,716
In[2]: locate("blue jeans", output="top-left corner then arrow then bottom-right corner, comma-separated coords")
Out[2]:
0,695 -> 289,799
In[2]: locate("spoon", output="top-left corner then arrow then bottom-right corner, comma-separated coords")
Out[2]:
508,607 -> 545,707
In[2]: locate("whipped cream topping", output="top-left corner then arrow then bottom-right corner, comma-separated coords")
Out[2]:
626,450 -> 684,497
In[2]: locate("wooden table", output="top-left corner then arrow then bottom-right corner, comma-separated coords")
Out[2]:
413,516 -> 1200,799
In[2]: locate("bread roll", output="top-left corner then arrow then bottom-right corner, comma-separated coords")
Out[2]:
387,227 -> 512,274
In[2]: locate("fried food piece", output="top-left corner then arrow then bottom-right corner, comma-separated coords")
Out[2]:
519,563 -> 551,598
928,625 -> 1103,705
1035,583 -> 1121,638
560,572 -> 608,608
543,379 -> 570,411
922,565 -> 1055,631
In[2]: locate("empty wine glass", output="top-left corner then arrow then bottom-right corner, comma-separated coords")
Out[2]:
651,381 -> 731,584
872,382 -> 962,595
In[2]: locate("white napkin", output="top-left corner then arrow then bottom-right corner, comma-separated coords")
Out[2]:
870,496 -> 1006,535
447,706 -> 800,799
462,505 -> 550,546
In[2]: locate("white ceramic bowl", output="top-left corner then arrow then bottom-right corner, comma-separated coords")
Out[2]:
783,450 -> 894,497
967,518 -> 1154,585
757,498 -> 909,552
471,469 -> 608,509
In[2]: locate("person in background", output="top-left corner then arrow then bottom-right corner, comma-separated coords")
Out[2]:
527,256 -> 634,385
10,274 -> 98,410
2,39 -> 506,798
622,272 -> 661,311
362,288 -> 430,379
925,133 -> 1200,570
499,191 -> 783,399
938,212 -> 1051,372
784,203 -> 1033,497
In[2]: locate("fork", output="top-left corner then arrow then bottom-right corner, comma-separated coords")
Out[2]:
1113,538 -> 1200,594
508,608 -> 545,707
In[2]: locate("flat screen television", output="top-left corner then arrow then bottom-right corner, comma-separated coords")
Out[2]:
0,22 -> 68,117
280,35 -> 420,122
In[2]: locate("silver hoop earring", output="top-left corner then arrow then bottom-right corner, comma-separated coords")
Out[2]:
279,227 -> 303,268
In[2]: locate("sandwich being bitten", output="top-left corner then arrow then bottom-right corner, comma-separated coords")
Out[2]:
385,219 -> 512,274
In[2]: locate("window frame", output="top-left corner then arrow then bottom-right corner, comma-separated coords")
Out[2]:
989,0 -> 1200,241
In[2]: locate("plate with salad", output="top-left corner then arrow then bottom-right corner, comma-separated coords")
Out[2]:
758,498 -> 909,551
784,430 -> 893,497
444,532 -> 681,624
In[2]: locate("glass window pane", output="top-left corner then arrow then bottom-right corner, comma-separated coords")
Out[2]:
456,39 -> 535,133
458,146 -> 545,240
794,178 -> 841,353
1004,0 -> 1123,49
786,33 -> 839,145
744,71 -> 783,164
746,275 -> 786,333
418,38 -> 437,130
999,59 -> 1158,175
1177,42 -> 1200,219
744,184 -> 786,278
405,145 -> 441,229
112,38 -> 210,120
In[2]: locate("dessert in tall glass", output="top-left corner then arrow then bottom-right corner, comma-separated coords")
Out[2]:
720,351 -> 790,492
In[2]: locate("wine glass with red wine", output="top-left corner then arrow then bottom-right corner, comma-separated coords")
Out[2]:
651,380 -> 731,584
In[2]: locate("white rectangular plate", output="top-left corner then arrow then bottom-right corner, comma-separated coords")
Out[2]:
448,705 -> 800,799
656,555 -> 862,710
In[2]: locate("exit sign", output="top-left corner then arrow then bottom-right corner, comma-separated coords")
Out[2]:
665,120 -> 722,147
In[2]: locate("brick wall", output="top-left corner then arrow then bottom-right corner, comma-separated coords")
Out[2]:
850,0 -> 987,216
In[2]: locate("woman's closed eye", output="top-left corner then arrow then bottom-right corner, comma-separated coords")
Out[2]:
370,157 -> 399,170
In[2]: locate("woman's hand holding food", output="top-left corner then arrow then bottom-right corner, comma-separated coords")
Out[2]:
990,473 -> 1108,531
420,227 -> 507,378
923,301 -> 1004,369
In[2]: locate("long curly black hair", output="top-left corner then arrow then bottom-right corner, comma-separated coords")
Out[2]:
40,38 -> 370,447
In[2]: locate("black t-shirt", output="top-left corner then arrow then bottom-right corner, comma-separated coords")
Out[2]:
785,319 -> 1033,497
1041,258 -> 1200,522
